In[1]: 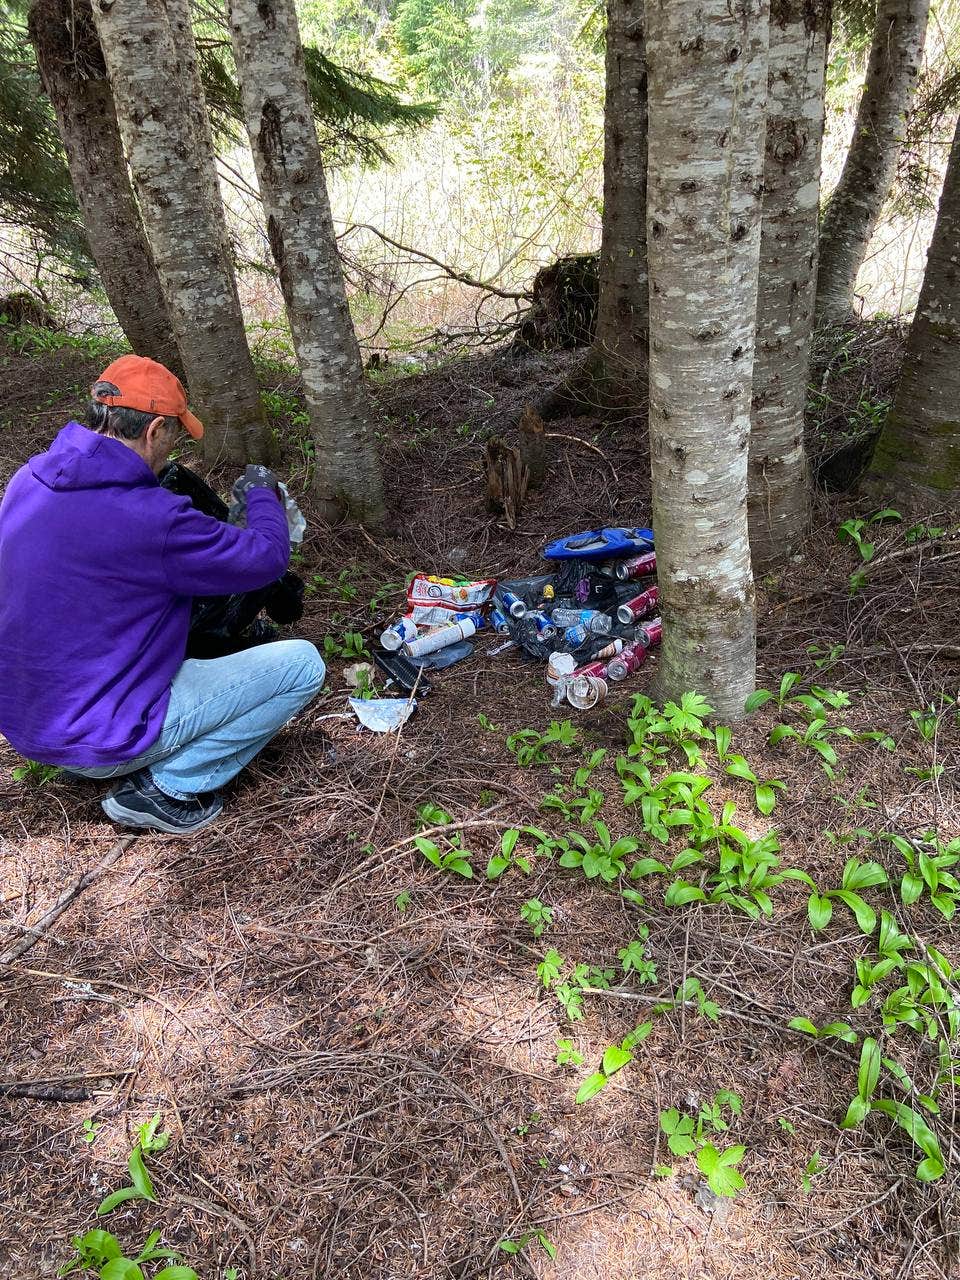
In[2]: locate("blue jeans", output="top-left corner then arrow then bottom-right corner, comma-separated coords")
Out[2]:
70,640 -> 326,799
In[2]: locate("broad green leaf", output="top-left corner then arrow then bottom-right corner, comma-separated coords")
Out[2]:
725,757 -> 757,784
857,1038 -> 881,1102
602,1045 -> 633,1076
745,689 -> 773,712
413,837 -> 442,867
97,1186 -> 144,1216
447,858 -> 474,878
901,872 -> 924,905
769,723 -> 795,746
99,1262 -> 144,1280
153,1270 -> 200,1280
501,828 -> 520,857
754,783 -> 777,815
788,1017 -> 818,1035
80,1232 -> 122,1260
821,1021 -> 858,1043
807,893 -> 833,931
498,1241 -> 521,1255
630,857 -> 667,879
841,1095 -> 869,1129
575,1072 -> 608,1104
667,1130 -> 697,1157
696,1143 -> 745,1197
664,880 -> 707,907
485,854 -> 510,879
829,890 -> 876,935
843,858 -> 888,891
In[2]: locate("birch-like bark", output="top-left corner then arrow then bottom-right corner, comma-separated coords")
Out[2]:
646,0 -> 768,720
592,0 -> 648,387
227,0 -> 387,525
815,0 -> 929,324
89,0 -> 273,466
867,113 -> 960,503
29,0 -> 182,378
748,0 -> 830,572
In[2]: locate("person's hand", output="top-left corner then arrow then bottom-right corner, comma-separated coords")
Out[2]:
232,464 -> 281,502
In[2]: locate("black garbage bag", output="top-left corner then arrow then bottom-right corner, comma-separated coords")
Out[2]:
158,462 -> 305,659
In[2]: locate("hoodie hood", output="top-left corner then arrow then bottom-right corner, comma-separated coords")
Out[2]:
29,422 -> 156,493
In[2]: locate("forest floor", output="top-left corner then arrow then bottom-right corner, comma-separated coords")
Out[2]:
1,322 -> 959,1280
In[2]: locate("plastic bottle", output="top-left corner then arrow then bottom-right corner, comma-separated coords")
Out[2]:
549,607 -> 613,635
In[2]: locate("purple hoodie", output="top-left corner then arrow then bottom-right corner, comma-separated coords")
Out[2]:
0,422 -> 291,767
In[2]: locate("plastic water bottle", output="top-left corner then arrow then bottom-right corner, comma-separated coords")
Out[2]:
549,607 -> 612,635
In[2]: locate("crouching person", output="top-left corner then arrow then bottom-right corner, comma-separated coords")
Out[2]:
0,355 -> 325,834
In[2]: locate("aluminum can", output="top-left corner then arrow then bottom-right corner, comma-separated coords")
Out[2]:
380,617 -> 418,651
572,659 -> 610,680
500,590 -> 527,618
606,641 -> 648,681
617,586 -> 660,625
489,608 -> 511,634
641,616 -> 663,646
614,552 -> 657,582
526,611 -> 557,640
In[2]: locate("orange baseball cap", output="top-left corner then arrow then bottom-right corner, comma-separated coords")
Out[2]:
94,354 -> 204,440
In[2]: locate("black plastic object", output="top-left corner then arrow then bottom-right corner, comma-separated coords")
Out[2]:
372,648 -> 433,695
158,462 -> 305,658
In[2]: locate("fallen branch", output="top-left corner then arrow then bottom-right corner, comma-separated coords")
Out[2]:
0,835 -> 137,965
340,224 -> 529,301
543,431 -> 619,487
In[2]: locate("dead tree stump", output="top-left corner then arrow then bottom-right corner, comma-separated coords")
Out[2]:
485,437 -> 529,529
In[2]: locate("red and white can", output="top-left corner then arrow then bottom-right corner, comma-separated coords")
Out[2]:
616,586 -> 660,625
615,552 -> 657,582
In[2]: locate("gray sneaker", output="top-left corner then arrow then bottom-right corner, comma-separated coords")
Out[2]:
101,769 -> 223,835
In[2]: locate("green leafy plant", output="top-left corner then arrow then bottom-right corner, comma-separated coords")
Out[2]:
414,834 -> 474,879
540,785 -> 605,824
654,978 -> 720,1022
573,747 -> 608,789
97,1115 -> 170,1216
837,509 -> 901,593
486,828 -> 533,879
506,719 -> 578,766
557,821 -> 639,884
322,630 -> 369,660
807,856 -> 888,934
575,1023 -> 652,1103
498,1230 -> 557,1261
555,1038 -> 583,1067
394,889 -> 411,914
520,898 -> 553,937
12,758 -> 61,786
618,928 -> 657,984
696,1143 -> 746,1198
788,1017 -> 859,1044
883,832 -> 960,920
82,1118 -> 100,1145
59,1229 -> 191,1279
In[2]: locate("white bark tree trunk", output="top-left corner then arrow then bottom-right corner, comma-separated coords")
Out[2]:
29,0 -> 182,379
815,0 -> 930,325
748,0 -> 830,572
90,0 -> 273,466
646,0 -> 768,720
227,0 -> 387,525
867,112 -> 960,504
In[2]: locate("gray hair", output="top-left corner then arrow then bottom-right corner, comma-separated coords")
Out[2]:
87,381 -> 178,440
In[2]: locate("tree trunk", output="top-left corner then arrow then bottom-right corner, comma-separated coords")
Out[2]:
28,0 -> 183,378
645,0 -> 768,720
227,0 -> 387,525
535,0 -> 647,419
866,113 -> 960,504
815,0 -> 929,324
89,0 -> 273,466
748,0 -> 830,572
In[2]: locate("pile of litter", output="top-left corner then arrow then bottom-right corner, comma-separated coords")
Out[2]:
361,527 -> 662,723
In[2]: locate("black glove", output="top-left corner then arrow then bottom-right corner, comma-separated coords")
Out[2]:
232,464 -> 280,503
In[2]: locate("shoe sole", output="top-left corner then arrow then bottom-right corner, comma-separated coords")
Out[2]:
101,793 -> 223,835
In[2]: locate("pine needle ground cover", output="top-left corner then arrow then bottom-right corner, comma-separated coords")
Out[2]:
0,328 -> 957,1280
